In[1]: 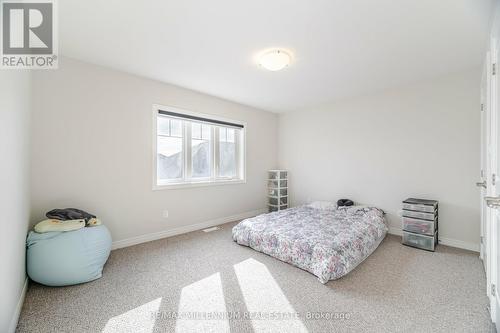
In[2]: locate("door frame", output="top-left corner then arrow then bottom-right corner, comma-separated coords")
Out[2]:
482,59 -> 488,265
492,37 -> 500,324
485,34 -> 500,324
483,49 -> 495,323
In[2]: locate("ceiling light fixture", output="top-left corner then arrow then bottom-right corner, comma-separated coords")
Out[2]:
258,49 -> 291,71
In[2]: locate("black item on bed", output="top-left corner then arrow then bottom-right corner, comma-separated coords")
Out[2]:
337,199 -> 354,207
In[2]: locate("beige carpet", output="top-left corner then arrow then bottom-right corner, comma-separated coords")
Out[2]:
17,221 -> 492,332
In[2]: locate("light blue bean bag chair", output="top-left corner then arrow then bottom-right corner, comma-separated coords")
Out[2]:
27,225 -> 112,286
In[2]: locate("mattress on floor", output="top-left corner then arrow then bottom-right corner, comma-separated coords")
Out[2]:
232,205 -> 387,283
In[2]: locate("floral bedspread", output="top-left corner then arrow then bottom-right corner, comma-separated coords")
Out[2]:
232,205 -> 387,283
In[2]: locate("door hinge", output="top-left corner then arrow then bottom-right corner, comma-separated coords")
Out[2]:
492,284 -> 496,296
481,103 -> 484,112
493,63 -> 497,76
493,173 -> 497,185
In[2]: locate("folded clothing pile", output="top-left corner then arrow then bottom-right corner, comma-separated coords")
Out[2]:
34,208 -> 102,233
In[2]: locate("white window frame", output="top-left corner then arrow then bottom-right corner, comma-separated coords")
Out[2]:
152,104 -> 246,190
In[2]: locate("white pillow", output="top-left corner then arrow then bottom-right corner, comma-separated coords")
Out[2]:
308,201 -> 337,210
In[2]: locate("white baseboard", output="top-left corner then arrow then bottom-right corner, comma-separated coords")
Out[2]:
438,237 -> 480,252
111,209 -> 266,250
388,227 -> 403,236
387,227 -> 480,252
8,277 -> 28,333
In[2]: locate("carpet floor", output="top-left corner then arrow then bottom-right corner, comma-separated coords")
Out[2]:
17,221 -> 492,333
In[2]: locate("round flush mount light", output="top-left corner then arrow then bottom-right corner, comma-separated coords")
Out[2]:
258,49 -> 292,71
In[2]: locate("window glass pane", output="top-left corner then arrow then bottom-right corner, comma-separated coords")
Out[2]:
170,119 -> 182,137
201,124 -> 210,140
220,127 -> 227,142
226,128 -> 235,143
157,137 -> 183,180
192,123 -> 211,178
157,117 -> 183,181
192,123 -> 201,139
219,127 -> 237,178
157,117 -> 170,136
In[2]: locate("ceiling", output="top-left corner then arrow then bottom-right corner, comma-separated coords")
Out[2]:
60,0 -> 494,113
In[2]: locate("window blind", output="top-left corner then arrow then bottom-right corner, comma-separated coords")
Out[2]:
158,110 -> 244,129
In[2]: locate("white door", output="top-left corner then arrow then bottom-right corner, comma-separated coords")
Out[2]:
485,38 -> 500,325
480,63 -> 488,270
494,37 -> 500,325
480,4 -> 500,325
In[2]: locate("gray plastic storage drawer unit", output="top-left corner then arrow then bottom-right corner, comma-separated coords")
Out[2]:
402,217 -> 436,236
401,198 -> 438,251
402,231 -> 437,251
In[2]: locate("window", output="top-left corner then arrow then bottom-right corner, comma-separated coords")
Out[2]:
154,105 -> 245,189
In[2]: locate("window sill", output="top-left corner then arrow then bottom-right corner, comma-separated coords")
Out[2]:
153,179 -> 246,191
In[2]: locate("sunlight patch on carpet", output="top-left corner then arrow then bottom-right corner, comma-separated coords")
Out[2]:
102,298 -> 162,333
175,272 -> 230,332
234,258 -> 308,332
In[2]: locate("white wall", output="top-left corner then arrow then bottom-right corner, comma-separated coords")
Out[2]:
279,69 -> 481,248
31,58 -> 278,243
0,71 -> 31,332
30,57 -> 481,250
